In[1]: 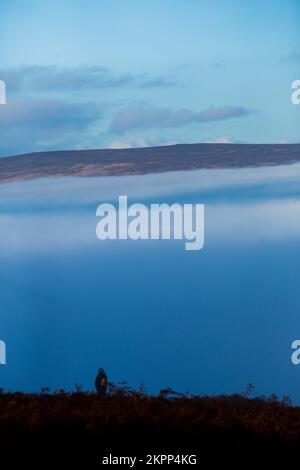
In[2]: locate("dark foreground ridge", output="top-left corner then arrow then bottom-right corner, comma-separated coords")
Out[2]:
0,386 -> 299,466
0,143 -> 300,183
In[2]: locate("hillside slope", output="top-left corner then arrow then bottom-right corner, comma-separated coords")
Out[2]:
0,143 -> 299,183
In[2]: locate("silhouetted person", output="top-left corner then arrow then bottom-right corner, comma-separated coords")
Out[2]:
95,368 -> 108,394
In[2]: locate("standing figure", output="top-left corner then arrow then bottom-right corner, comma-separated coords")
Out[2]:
95,368 -> 108,394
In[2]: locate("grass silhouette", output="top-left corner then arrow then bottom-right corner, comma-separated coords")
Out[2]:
0,384 -> 299,465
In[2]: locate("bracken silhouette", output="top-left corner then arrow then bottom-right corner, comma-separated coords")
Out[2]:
0,384 -> 299,466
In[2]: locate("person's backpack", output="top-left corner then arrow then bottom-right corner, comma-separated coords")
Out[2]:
101,376 -> 107,387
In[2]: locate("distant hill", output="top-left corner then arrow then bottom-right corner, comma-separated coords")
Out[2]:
0,143 -> 299,183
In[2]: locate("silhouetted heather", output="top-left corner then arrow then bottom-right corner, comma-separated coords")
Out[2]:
0,385 -> 299,465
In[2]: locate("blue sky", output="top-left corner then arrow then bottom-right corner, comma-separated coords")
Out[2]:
0,0 -> 299,156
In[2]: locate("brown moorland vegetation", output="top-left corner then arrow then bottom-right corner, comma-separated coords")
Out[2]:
0,384 -> 299,466
1,143 -> 300,183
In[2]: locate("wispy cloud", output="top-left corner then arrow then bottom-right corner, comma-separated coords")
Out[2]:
0,97 -> 103,155
2,160 -> 300,208
139,77 -> 177,88
107,137 -> 181,149
201,135 -> 238,144
0,65 -> 178,93
1,164 -> 300,252
0,97 -> 101,127
0,65 -> 253,156
109,105 -> 254,133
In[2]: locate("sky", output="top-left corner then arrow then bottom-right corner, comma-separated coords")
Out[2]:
1,165 -> 300,397
0,0 -> 299,156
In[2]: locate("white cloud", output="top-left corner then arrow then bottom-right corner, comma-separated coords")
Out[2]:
107,137 -> 181,149
202,135 -> 237,144
109,105 -> 254,133
0,163 -> 300,253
